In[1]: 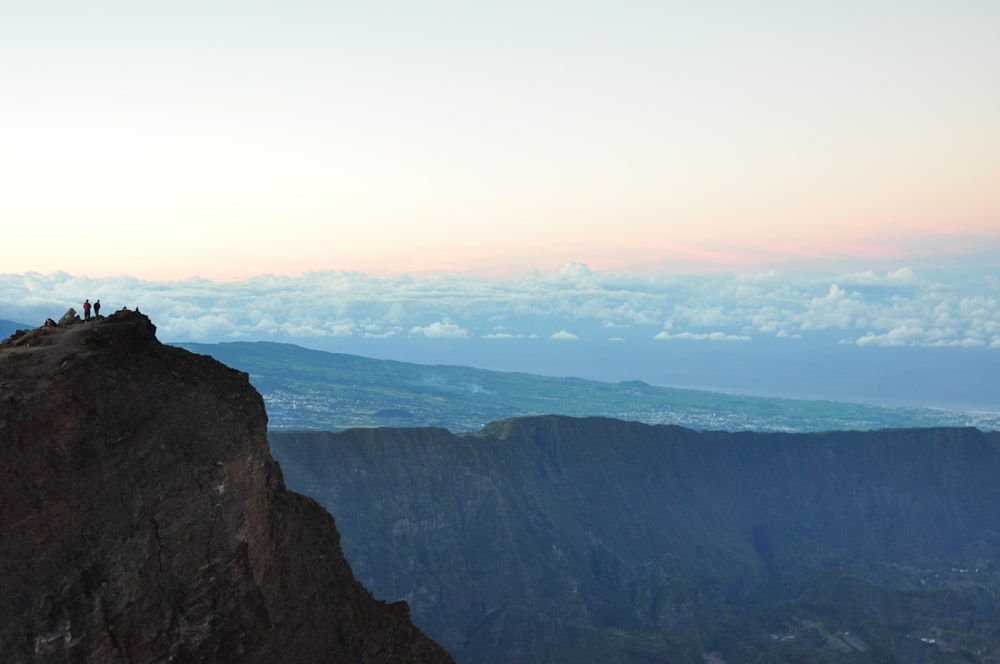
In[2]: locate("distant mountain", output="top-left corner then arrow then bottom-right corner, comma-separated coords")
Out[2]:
1,313 -> 452,663
0,320 -> 31,339
177,340 -> 999,432
271,420 -> 1000,663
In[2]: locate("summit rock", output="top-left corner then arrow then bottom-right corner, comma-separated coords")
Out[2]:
0,310 -> 453,663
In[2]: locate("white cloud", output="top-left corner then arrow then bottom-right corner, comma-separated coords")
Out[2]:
1,266 -> 997,352
551,330 -> 580,340
280,322 -> 336,337
837,267 -> 919,286
364,329 -> 398,339
927,338 -> 986,348
800,284 -> 868,330
410,320 -> 469,338
654,331 -> 750,342
674,305 -> 729,327
552,262 -> 593,282
856,325 -> 924,347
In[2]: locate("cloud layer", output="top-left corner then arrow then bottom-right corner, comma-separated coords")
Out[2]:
6,264 -> 998,411
3,264 -> 998,351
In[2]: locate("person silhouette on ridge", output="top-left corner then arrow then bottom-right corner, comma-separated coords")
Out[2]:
94,299 -> 101,318
83,299 -> 91,321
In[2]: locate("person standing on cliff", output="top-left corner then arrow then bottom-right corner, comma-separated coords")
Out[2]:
94,299 -> 101,318
83,299 -> 91,321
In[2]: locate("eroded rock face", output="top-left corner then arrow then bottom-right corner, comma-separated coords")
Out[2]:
270,419 -> 1000,663
0,311 -> 453,663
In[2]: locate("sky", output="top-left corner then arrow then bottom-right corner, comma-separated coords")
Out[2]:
3,1 -> 999,279
2,2 -> 998,412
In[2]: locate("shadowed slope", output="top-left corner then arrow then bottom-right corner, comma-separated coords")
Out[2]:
0,311 -> 452,663
272,418 -> 1000,663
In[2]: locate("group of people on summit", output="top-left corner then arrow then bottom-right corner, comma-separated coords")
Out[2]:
82,299 -> 101,321
41,298 -> 139,329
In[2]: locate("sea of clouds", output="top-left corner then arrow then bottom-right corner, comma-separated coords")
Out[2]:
3,264 -> 998,410
4,263 -> 997,348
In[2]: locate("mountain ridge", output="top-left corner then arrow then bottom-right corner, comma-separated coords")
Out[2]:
0,312 -> 452,663
271,418 -> 1000,662
177,340 -> 999,433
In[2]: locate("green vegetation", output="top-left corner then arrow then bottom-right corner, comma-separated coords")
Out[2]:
176,341 -> 999,433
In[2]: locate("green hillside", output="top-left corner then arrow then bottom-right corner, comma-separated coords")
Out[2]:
177,341 -> 998,432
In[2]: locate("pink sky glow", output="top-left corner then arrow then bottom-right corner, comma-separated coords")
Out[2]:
2,2 -> 998,282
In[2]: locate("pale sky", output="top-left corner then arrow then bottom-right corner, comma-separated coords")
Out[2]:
3,1 -> 999,280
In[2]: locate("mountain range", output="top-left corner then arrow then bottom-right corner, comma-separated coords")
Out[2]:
177,340 -> 999,433
7,315 -> 1000,662
271,420 -> 1000,663
0,319 -> 26,339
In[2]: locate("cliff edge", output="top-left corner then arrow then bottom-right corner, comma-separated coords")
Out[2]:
0,311 -> 453,663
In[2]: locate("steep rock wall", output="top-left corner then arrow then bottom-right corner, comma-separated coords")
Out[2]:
0,311 -> 452,663
271,417 -> 1000,663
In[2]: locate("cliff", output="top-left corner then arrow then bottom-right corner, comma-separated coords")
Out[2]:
0,311 -> 453,663
271,418 -> 1000,663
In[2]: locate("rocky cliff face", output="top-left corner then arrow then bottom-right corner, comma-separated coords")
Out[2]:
271,417 -> 1000,663
0,311 -> 453,663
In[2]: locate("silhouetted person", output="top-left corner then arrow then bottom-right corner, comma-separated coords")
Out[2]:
83,299 -> 91,321
94,299 -> 101,318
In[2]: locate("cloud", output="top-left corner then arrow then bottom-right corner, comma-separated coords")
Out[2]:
856,327 -> 920,347
483,332 -> 531,339
927,338 -> 987,348
837,267 -> 919,286
410,320 -> 469,338
653,331 -> 751,342
482,324 -> 535,340
800,284 -> 869,330
1,264 -> 997,351
364,329 -> 398,339
551,330 -> 580,340
673,305 -> 729,327
554,262 -> 593,280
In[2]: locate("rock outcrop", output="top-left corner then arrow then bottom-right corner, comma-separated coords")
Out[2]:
0,311 -> 453,663
271,418 -> 1000,663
